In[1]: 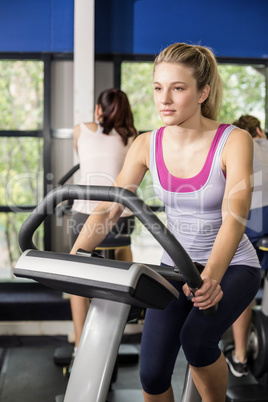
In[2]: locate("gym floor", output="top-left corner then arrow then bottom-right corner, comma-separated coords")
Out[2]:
0,333 -> 258,401
0,336 -> 69,402
0,335 -> 188,402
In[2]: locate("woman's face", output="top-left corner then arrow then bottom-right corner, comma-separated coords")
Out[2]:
153,62 -> 206,127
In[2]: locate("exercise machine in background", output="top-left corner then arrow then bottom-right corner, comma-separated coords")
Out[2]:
226,236 -> 268,402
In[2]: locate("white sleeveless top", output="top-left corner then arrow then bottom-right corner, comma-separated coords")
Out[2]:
72,123 -> 133,215
250,138 -> 268,210
245,138 -> 268,247
150,125 -> 260,268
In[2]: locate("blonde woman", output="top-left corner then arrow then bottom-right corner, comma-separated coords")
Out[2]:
70,44 -> 261,401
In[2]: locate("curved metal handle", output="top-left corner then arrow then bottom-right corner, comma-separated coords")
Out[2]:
19,185 -> 202,289
19,184 -> 218,313
57,164 -> 80,186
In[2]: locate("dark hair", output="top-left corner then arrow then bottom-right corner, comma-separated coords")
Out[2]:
97,88 -> 137,145
232,115 -> 261,138
154,43 -> 223,120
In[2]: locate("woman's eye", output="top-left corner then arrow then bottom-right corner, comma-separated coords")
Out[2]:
154,87 -> 161,91
174,87 -> 183,91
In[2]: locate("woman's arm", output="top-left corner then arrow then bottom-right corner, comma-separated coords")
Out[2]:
184,128 -> 254,309
70,132 -> 150,255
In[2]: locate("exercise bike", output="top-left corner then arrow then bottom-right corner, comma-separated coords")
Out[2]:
54,165 -> 137,370
226,236 -> 268,402
14,185 -> 216,402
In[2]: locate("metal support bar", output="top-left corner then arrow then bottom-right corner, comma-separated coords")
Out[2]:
64,298 -> 131,402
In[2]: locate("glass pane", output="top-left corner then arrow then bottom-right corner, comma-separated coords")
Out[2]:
121,62 -> 164,210
0,60 -> 44,130
121,62 -> 161,132
218,65 -> 265,125
122,63 -> 166,264
137,170 -> 163,206
132,171 -> 165,264
131,211 -> 167,265
0,137 -> 44,207
0,212 -> 44,280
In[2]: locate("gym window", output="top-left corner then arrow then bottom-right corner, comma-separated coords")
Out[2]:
0,57 -> 46,279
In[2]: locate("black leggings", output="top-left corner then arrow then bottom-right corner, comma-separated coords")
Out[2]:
140,264 -> 261,395
70,211 -> 135,245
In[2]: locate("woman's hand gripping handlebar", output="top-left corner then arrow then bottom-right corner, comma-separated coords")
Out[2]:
18,185 -> 219,314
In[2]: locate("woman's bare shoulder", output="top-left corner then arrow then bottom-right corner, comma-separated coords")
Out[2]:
127,131 -> 152,168
222,127 -> 253,171
130,131 -> 152,154
133,130 -> 154,148
83,122 -> 98,132
225,127 -> 253,150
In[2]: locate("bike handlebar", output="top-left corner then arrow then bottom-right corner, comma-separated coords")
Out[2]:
19,185 -> 217,312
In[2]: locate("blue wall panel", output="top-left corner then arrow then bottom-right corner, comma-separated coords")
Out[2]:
0,0 -> 73,53
95,0 -> 135,53
0,0 -> 267,58
132,0 -> 268,58
50,0 -> 74,52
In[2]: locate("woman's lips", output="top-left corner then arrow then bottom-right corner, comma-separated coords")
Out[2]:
161,109 -> 176,115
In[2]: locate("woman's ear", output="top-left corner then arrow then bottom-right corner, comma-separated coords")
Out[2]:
94,104 -> 100,121
256,126 -> 266,139
95,104 -> 103,121
198,84 -> 210,104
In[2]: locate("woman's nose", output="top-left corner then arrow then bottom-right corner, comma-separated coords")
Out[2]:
161,91 -> 171,104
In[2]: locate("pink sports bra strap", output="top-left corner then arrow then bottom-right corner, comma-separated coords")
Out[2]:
156,124 -> 229,193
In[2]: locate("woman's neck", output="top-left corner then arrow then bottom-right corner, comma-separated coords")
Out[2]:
164,117 -> 219,147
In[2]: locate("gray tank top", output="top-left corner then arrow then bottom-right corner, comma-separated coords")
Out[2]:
149,125 -> 260,268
